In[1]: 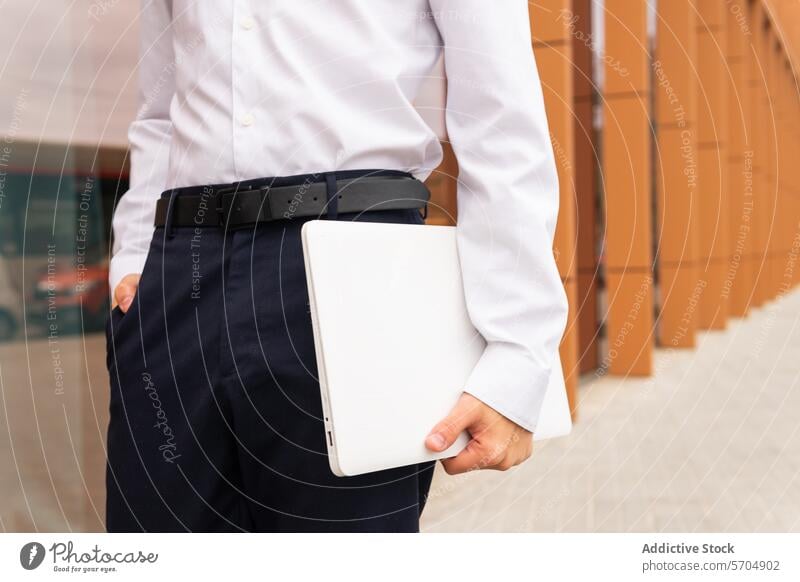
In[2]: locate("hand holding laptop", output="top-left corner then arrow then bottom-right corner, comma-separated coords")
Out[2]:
425,392 -> 533,474
302,220 -> 571,477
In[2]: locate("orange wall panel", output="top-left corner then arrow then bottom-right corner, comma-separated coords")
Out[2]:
696,146 -> 727,262
560,278 -> 580,419
423,141 -> 458,226
658,264 -> 702,348
577,271 -> 599,372
602,94 -> 653,270
603,0 -> 650,95
605,270 -> 654,375
654,3 -> 696,126
655,126 -> 699,266
529,0 -> 572,44
696,32 -> 728,145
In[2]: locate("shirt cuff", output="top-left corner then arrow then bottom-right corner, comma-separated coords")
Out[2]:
109,251 -> 148,295
463,342 -> 551,433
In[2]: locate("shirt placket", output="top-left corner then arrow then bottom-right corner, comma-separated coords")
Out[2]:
231,0 -> 259,179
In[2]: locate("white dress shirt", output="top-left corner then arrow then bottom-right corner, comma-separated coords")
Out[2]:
112,0 -> 568,432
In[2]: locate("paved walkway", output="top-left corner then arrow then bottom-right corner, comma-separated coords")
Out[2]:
422,289 -> 800,532
2,290 -> 798,532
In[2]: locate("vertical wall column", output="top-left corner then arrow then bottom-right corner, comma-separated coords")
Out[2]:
774,36 -> 799,295
529,0 -> 579,415
655,1 -> 699,348
695,1 -> 729,329
792,0 -> 800,286
774,48 -> 791,296
725,0 -> 753,318
755,14 -> 777,304
785,53 -> 800,291
571,0 -> 599,373
746,0 -> 765,309
601,0 -> 654,375
791,56 -> 800,291
766,28 -> 781,299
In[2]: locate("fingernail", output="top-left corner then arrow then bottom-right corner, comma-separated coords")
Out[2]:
426,433 -> 446,451
120,296 -> 133,312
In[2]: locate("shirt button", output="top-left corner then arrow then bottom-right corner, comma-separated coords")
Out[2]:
241,17 -> 255,30
240,113 -> 254,127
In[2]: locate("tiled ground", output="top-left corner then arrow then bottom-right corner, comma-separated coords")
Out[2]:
1,290 -> 798,532
421,290 -> 800,532
0,328 -> 108,532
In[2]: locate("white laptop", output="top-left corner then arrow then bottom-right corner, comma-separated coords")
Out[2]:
301,219 -> 572,477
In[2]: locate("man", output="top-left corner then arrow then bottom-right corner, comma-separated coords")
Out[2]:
107,0 -> 567,532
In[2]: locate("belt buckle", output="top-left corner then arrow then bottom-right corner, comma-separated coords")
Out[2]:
215,186 -> 236,226
215,185 -> 252,226
215,184 -> 271,226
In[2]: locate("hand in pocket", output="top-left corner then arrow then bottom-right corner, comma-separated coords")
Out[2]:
113,274 -> 141,313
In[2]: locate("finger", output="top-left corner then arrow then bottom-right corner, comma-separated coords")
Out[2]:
114,276 -> 140,313
425,395 -> 480,452
441,439 -> 499,474
115,287 -> 135,313
446,429 -> 524,473
486,439 -> 533,471
487,455 -> 517,472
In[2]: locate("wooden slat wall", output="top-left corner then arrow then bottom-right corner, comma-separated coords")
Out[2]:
529,0 -> 580,418
601,0 -> 655,374
655,0 -> 700,348
725,0 -> 753,318
422,0 -> 800,423
695,0 -> 730,330
572,0 -> 600,374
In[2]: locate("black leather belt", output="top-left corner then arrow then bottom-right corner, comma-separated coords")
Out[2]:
154,173 -> 430,228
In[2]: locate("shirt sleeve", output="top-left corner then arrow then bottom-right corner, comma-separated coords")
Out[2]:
429,0 -> 568,432
109,0 -> 175,292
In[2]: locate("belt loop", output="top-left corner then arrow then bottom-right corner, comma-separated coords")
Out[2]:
325,173 -> 338,220
165,190 -> 179,238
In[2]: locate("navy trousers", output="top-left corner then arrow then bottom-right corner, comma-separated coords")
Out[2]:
105,180 -> 435,532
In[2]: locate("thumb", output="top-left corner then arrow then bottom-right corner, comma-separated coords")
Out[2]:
114,274 -> 141,313
425,394 -> 478,452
